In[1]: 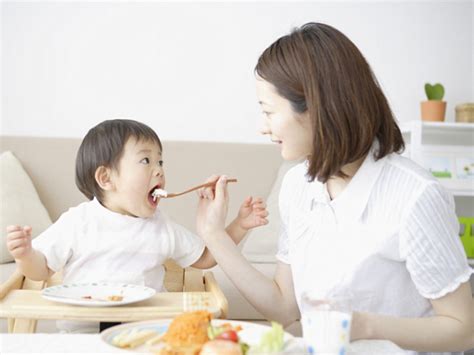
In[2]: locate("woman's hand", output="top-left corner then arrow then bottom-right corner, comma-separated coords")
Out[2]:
196,175 -> 230,239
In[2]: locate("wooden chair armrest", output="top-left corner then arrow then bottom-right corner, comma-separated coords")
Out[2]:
184,267 -> 205,292
164,260 -> 184,292
204,271 -> 228,319
46,271 -> 63,287
0,269 -> 25,300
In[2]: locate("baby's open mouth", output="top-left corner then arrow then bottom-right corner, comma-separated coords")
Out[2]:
148,184 -> 162,205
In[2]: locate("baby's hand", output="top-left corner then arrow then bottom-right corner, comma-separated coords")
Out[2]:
6,225 -> 33,260
237,197 -> 269,231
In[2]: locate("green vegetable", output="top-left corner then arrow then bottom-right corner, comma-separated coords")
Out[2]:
207,325 -> 225,340
240,342 -> 250,355
248,322 -> 284,353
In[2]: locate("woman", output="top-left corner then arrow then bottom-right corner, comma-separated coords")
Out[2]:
196,23 -> 473,353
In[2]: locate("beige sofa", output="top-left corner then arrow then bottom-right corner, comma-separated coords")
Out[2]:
0,136 -> 302,335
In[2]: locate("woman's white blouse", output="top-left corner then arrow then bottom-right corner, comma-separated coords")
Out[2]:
276,149 -> 472,319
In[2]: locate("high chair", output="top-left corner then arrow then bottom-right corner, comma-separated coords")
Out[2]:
0,260 -> 228,333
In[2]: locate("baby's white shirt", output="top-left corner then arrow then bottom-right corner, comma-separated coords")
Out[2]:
33,198 -> 205,291
277,145 -> 472,320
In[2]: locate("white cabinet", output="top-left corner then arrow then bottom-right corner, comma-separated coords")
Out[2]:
399,120 -> 474,196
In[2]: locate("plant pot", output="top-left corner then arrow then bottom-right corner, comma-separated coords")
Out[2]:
420,101 -> 446,122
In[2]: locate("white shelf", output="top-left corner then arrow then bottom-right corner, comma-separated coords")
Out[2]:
439,179 -> 474,197
400,120 -> 474,135
399,120 -> 474,197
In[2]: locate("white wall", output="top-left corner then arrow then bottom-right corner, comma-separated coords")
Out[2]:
1,0 -> 472,143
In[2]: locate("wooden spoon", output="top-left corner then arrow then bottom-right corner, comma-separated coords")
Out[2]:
152,178 -> 237,199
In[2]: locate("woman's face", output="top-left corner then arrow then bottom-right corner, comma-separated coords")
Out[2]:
256,76 -> 313,161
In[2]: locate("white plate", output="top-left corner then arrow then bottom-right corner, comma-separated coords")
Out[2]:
101,318 -> 295,352
41,282 -> 156,307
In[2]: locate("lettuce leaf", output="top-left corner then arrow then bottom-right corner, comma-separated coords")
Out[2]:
207,325 -> 225,340
248,322 -> 284,353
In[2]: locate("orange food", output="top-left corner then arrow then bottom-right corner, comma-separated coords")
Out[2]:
157,344 -> 202,355
162,311 -> 212,349
107,295 -> 124,301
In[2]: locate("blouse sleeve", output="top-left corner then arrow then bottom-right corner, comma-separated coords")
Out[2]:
275,171 -> 292,264
32,212 -> 74,273
163,216 -> 206,268
399,182 -> 473,299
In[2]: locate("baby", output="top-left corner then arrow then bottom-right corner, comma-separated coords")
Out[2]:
6,119 -> 268,332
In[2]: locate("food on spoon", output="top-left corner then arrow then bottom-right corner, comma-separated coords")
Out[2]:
152,188 -> 168,200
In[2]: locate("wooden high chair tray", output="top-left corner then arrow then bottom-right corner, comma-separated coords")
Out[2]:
0,267 -> 228,332
0,289 -> 221,322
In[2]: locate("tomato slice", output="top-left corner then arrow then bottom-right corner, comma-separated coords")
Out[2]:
215,330 -> 239,343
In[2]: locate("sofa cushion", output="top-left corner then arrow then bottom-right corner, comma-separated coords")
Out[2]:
0,151 -> 52,263
0,261 -> 17,284
241,161 -> 296,262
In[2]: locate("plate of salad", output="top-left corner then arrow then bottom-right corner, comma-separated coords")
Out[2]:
101,315 -> 297,354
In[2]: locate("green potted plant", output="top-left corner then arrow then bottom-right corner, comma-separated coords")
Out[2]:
421,83 -> 446,122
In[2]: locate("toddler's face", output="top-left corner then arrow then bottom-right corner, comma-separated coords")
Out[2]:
105,137 -> 165,218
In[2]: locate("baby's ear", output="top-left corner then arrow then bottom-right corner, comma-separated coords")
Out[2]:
95,166 -> 114,191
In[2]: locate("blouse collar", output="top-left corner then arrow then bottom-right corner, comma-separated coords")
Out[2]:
311,140 -> 387,223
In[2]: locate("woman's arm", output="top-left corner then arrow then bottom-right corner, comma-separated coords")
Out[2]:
192,219 -> 262,269
352,281 -> 474,352
196,176 -> 300,326
191,247 -> 217,269
204,230 -> 300,326
192,219 -> 259,269
192,192 -> 268,269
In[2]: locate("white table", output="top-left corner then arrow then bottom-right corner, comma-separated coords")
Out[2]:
0,333 -> 405,354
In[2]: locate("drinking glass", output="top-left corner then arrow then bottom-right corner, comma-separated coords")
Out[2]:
300,290 -> 352,355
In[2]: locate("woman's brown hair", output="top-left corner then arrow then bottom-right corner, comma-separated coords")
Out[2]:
255,22 -> 404,183
75,119 -> 162,202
